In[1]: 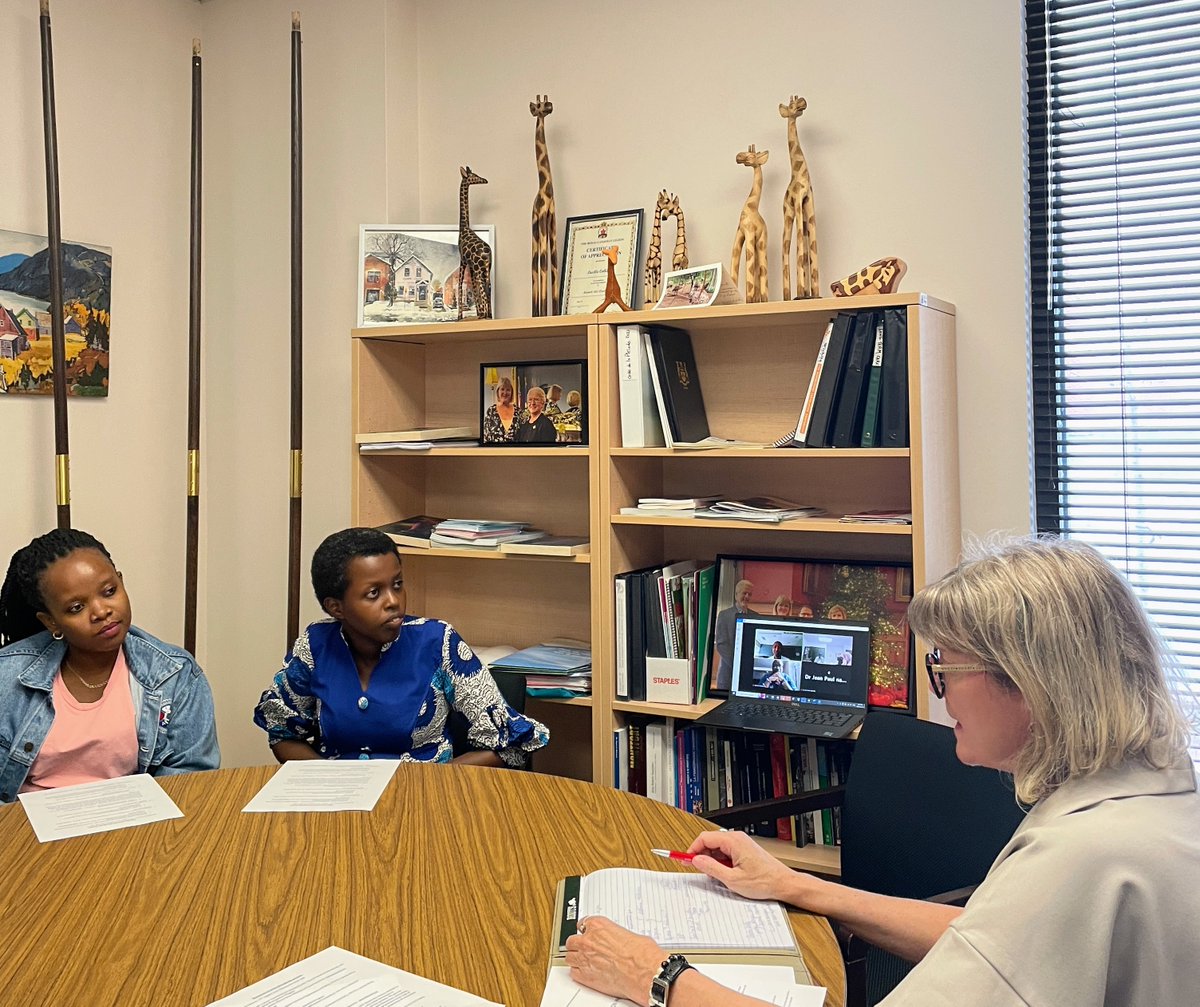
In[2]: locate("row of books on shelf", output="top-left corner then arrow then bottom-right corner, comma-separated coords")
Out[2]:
614,717 -> 852,848
377,516 -> 589,556
615,559 -> 715,705
616,309 -> 909,451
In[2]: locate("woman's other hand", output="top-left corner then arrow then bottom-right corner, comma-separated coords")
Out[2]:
685,830 -> 806,903
565,915 -> 664,1006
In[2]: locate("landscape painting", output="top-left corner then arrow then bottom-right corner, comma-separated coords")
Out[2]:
0,228 -> 112,396
358,224 -> 495,327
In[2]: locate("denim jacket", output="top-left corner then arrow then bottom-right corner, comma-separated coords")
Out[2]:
0,626 -> 220,802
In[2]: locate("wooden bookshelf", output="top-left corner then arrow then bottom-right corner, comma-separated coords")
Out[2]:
351,294 -> 960,871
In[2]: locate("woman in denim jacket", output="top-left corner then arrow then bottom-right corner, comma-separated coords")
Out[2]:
0,528 -> 219,802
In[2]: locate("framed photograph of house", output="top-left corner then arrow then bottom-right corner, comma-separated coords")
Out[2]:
357,224 -> 495,327
479,359 -> 587,446
708,553 -> 915,711
559,209 -> 643,316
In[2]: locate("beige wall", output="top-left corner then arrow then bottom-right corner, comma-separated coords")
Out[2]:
4,0 -> 1030,766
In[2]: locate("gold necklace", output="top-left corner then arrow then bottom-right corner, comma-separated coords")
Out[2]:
63,658 -> 110,690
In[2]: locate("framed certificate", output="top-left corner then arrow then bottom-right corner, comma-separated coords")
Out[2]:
559,209 -> 643,315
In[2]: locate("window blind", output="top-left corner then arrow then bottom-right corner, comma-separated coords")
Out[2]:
1027,0 -> 1200,741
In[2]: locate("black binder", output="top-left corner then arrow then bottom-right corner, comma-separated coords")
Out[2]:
646,327 -> 711,443
829,311 -> 879,447
879,307 -> 909,448
804,312 -> 855,448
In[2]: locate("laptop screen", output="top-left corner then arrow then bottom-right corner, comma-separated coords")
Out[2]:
731,615 -> 871,710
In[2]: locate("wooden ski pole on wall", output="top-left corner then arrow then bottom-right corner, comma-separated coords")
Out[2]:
184,40 -> 203,655
39,0 -> 70,529
286,12 -> 304,649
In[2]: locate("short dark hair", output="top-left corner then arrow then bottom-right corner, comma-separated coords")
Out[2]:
311,527 -> 399,605
0,528 -> 114,647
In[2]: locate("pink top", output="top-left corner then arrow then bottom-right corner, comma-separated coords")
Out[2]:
19,649 -> 139,793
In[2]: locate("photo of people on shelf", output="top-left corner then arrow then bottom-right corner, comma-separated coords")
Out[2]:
480,362 -> 586,445
710,556 -> 912,708
746,627 -> 862,701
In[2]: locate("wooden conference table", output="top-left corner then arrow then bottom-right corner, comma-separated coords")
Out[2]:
0,765 -> 845,1007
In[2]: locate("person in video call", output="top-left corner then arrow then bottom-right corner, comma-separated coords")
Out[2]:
254,527 -> 549,766
565,536 -> 1200,1006
762,640 -> 795,691
0,528 -> 219,800
713,579 -> 754,691
516,385 -> 558,443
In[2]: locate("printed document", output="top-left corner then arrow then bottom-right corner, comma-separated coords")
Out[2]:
18,773 -> 183,843
541,966 -> 825,1007
207,946 -> 503,1007
579,868 -> 794,950
242,759 -> 400,813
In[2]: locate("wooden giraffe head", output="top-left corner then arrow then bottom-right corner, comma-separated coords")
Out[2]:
660,192 -> 682,221
530,94 -> 554,119
600,245 -> 620,266
460,165 -> 488,187
830,256 -> 908,297
778,95 -> 808,120
736,144 -> 769,170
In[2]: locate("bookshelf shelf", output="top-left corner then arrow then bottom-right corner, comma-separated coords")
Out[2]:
351,298 -> 960,866
393,546 -> 592,564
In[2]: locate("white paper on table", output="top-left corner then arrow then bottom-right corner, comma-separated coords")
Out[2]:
241,759 -> 400,813
540,965 -> 826,1007
207,946 -> 504,1007
17,773 -> 183,843
578,868 -> 796,950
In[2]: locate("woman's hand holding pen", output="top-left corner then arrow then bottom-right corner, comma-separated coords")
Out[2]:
684,830 -> 807,903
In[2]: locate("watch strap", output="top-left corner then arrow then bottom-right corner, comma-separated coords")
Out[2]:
648,954 -> 694,1007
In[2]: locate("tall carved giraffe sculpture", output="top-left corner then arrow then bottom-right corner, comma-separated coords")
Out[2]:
593,245 -> 631,313
530,95 -> 559,316
662,192 -> 689,271
457,166 -> 492,321
644,189 -> 670,306
730,145 -> 769,303
779,95 -> 819,299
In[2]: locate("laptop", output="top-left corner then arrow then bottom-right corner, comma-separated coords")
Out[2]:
695,614 -> 871,739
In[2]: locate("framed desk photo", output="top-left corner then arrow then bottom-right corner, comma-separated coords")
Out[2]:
358,223 -> 496,327
480,359 -> 588,446
559,209 -> 643,316
708,553 -> 915,711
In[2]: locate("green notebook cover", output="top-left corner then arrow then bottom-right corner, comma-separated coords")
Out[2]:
859,316 -> 886,447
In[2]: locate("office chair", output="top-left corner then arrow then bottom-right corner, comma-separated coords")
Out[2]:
448,670 -> 531,767
703,714 -> 1027,1007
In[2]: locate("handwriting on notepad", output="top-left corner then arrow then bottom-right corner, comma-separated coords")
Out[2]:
578,868 -> 794,950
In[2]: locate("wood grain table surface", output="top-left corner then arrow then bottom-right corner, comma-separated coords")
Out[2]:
0,764 -> 845,1006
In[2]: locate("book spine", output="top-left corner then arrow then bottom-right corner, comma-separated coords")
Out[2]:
795,319 -> 834,444
629,717 -> 646,796
722,734 -> 734,808
804,738 -> 822,845
617,324 -> 647,448
817,742 -> 833,846
859,316 -> 885,447
614,577 -> 629,700
642,330 -> 675,448
770,733 -> 792,842
704,727 -> 721,812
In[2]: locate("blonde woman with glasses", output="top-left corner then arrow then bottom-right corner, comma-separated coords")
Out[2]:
566,537 -> 1199,1007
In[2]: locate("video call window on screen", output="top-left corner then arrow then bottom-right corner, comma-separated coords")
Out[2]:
735,617 -> 871,708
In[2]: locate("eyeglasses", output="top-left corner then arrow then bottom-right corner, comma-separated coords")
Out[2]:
925,648 -> 989,698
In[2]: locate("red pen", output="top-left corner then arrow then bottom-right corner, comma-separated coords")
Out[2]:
651,848 -> 733,866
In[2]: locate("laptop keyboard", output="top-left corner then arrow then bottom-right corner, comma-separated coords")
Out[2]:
736,703 -> 855,728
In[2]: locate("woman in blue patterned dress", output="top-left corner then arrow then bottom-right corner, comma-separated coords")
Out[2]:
253,527 -> 548,766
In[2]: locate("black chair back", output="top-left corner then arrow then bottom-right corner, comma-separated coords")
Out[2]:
448,670 -> 528,760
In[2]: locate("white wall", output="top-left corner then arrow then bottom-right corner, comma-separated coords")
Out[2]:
4,0 -> 1030,766
1,0 -> 201,641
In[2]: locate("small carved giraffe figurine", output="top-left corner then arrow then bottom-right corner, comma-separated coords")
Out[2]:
730,145 -> 769,303
644,189 -> 670,305
530,95 -> 559,316
457,166 -> 492,321
779,95 -> 820,299
661,192 -> 689,271
830,257 -> 909,297
593,245 -> 631,313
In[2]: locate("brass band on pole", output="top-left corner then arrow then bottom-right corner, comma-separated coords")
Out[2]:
187,449 -> 201,497
285,11 -> 304,649
290,449 -> 302,499
55,454 -> 70,507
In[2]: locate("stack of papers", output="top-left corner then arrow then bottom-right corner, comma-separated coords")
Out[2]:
431,520 -> 544,549
696,497 -> 825,523
839,509 -> 913,524
621,495 -> 721,518
490,642 -> 592,696
541,966 -> 825,1007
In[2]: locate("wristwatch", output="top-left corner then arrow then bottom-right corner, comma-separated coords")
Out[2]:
648,953 -> 694,1007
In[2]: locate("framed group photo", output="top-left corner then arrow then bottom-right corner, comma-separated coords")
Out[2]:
357,223 -> 495,327
479,359 -> 588,446
708,554 -> 915,711
559,209 -> 643,316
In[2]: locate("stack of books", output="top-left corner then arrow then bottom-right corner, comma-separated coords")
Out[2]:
429,520 -> 542,549
839,509 -> 913,525
489,642 -> 592,697
695,497 -> 825,523
619,495 -> 721,517
356,426 -> 477,451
